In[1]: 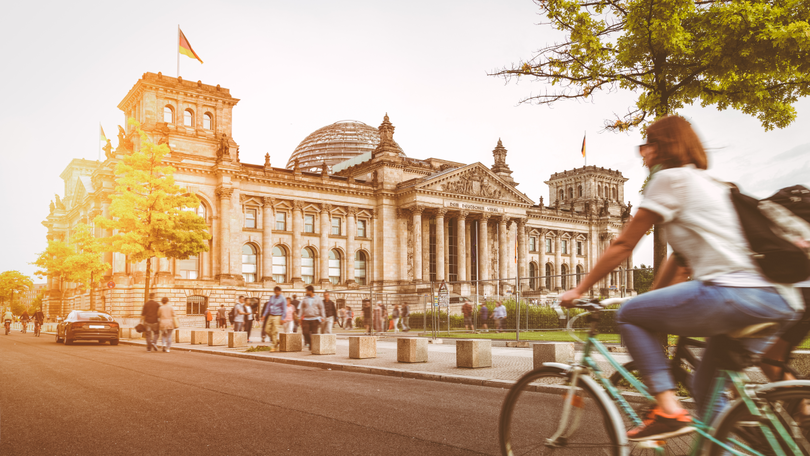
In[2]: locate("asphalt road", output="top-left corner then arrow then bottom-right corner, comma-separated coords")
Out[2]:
0,332 -> 615,455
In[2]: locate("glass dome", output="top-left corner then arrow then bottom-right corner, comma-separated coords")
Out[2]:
286,120 -> 405,172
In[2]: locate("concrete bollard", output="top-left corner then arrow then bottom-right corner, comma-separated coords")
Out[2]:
174,328 -> 193,343
311,334 -> 336,355
228,331 -> 247,348
349,336 -> 376,359
280,333 -> 303,352
456,339 -> 492,368
208,331 -> 228,346
532,342 -> 575,368
397,337 -> 428,363
190,330 -> 208,345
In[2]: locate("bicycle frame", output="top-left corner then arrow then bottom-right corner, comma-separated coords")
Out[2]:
560,310 -> 805,456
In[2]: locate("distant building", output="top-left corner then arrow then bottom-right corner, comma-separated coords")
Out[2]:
18,284 -> 46,311
41,72 -> 633,320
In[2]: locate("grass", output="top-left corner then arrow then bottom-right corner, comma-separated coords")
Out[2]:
423,330 -> 622,344
246,346 -> 274,352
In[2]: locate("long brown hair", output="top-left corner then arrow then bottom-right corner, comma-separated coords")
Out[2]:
646,116 -> 708,170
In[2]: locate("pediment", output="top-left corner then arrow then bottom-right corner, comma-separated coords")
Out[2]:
411,163 -> 533,205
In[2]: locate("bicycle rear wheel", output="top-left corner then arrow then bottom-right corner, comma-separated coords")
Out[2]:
707,382 -> 810,455
499,366 -> 623,455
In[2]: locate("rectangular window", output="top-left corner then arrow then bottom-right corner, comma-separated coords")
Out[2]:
272,255 -> 286,284
186,296 -> 207,315
357,220 -> 366,237
545,238 -> 553,253
304,215 -> 315,233
245,208 -> 257,229
562,240 -> 568,254
329,257 -> 340,285
331,216 -> 341,235
577,241 -> 583,256
275,212 -> 286,231
176,256 -> 198,279
529,237 -> 536,252
302,256 -> 314,284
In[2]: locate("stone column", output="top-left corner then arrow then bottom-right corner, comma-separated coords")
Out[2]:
215,187 -> 234,281
319,203 -> 331,287
412,206 -> 423,282
568,234 -> 576,287
398,209 -> 409,282
538,229 -> 547,289
555,233 -> 562,290
457,211 -> 467,282
465,220 -> 472,280
261,197 -> 274,283
346,207 -> 357,285
478,214 -> 490,282
291,200 -> 303,284
422,215 -> 430,281
517,218 -> 526,290
435,209 -> 446,282
498,217 -> 509,283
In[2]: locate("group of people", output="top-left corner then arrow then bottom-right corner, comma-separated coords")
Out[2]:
2,308 -> 45,334
461,300 -> 507,332
140,293 -> 178,352
360,299 -> 411,335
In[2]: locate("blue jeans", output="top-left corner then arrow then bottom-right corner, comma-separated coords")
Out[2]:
616,281 -> 797,417
161,329 -> 173,350
144,323 -> 160,351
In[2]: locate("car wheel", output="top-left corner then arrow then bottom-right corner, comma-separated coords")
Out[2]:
64,335 -> 73,345
110,339 -> 119,346
98,340 -> 106,344
55,331 -> 63,343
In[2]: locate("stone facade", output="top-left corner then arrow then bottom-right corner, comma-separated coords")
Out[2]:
41,72 -> 634,319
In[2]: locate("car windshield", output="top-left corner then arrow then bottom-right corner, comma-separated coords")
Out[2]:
76,312 -> 113,322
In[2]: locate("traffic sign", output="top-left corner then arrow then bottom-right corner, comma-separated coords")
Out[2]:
107,281 -> 116,289
438,281 -> 450,307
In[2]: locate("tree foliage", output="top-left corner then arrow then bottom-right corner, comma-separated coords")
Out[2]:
633,264 -> 655,294
491,0 -> 810,132
95,120 -> 210,303
0,270 -> 33,313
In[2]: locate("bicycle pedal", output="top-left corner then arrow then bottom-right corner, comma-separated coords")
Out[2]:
636,440 -> 666,449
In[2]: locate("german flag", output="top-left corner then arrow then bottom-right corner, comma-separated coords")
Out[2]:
179,28 -> 203,64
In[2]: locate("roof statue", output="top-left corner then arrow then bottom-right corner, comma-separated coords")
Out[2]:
372,113 -> 401,159
286,120 -> 405,173
264,153 -> 271,167
103,139 -> 113,159
490,138 -> 517,187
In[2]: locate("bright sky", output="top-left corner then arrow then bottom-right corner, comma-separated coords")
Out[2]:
1,1 -> 808,282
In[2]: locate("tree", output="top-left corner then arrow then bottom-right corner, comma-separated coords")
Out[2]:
95,120 -> 210,306
633,264 -> 654,294
65,224 -> 110,311
33,239 -> 74,315
491,0 -> 810,274
0,270 -> 33,314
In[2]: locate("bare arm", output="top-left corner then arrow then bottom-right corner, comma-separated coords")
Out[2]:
652,254 -> 691,290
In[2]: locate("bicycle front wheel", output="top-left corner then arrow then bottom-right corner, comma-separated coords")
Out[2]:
707,382 -> 810,455
499,365 -> 623,456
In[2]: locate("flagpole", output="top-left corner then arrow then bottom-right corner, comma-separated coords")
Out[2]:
584,131 -> 587,167
177,25 -> 180,78
98,124 -> 101,161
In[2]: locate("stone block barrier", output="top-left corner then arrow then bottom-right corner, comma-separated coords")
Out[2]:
397,338 -> 428,363
533,342 -> 575,368
174,329 -> 192,343
456,339 -> 492,368
208,331 -> 228,346
228,331 -> 247,348
190,330 -> 208,345
349,336 -> 376,359
280,333 -> 303,352
311,334 -> 336,355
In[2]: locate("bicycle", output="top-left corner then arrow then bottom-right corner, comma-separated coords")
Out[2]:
21,321 -> 27,334
34,321 -> 41,337
498,298 -> 810,455
4,320 -> 10,335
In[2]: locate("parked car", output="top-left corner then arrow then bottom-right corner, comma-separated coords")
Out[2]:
56,310 -> 119,345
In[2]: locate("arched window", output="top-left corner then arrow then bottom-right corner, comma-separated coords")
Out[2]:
576,265 -> 584,285
301,247 -> 315,284
598,186 -> 602,197
184,109 -> 194,127
545,263 -> 553,289
561,264 -> 569,290
612,187 -> 617,200
328,249 -> 341,285
163,105 -> 174,123
559,189 -> 565,201
242,244 -> 257,283
354,251 -> 367,286
529,262 -> 537,290
186,295 -> 207,315
177,256 -> 199,279
568,187 -> 574,199
578,185 -> 583,197
605,185 -> 609,199
203,113 -> 213,130
272,246 -> 287,283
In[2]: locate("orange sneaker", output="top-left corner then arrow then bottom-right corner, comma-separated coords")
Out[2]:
627,407 -> 694,441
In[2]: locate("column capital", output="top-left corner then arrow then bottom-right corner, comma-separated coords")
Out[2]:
292,200 -> 304,211
396,208 -> 410,219
480,212 -> 491,221
263,196 -> 275,208
321,203 -> 333,214
515,216 -> 527,227
411,205 -> 424,216
458,210 -> 469,220
435,208 -> 448,218
499,216 -> 509,226
347,206 -> 358,216
215,187 -> 233,200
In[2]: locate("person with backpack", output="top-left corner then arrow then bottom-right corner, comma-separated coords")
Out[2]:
298,286 -> 324,349
400,303 -> 409,332
217,305 -> 227,329
204,308 -> 213,329
232,296 -> 247,332
559,115 -> 799,442
478,302 -> 489,332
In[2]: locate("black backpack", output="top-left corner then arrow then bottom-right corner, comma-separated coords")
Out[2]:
228,307 -> 236,324
730,184 -> 810,283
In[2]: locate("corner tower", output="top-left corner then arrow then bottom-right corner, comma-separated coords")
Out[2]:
545,166 -> 628,215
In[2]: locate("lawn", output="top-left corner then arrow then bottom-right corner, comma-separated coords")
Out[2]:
423,330 -> 621,344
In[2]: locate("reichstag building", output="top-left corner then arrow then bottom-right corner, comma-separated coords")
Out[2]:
42,72 -> 634,319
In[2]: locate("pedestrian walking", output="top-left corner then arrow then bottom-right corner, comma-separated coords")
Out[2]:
362,299 -> 372,334
298,286 -> 325,348
260,297 -> 270,342
245,297 -> 258,343
157,297 -> 177,353
391,305 -> 401,333
373,301 -> 384,334
345,307 -> 354,330
140,293 -> 161,352
401,303 -> 409,332
382,303 -> 389,332
217,305 -> 227,329
322,292 -> 336,334
233,296 -> 247,332
283,300 -> 295,334
291,294 -> 300,333
262,287 -> 286,349
204,308 -> 213,329
462,299 -> 473,331
338,306 -> 346,329
479,302 -> 489,332
493,301 -> 507,333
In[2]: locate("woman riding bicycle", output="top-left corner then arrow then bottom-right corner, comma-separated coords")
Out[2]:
560,115 -> 801,442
